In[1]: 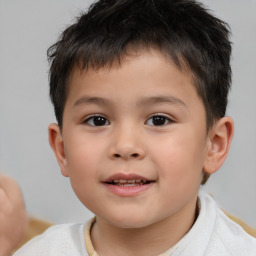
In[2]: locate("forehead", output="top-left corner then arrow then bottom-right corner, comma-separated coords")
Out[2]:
70,48 -> 193,83
69,46 -> 193,84
66,49 -> 199,108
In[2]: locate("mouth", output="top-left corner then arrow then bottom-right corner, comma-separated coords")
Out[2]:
102,174 -> 155,196
105,179 -> 152,186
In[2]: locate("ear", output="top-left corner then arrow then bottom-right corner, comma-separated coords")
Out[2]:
48,123 -> 69,177
203,117 -> 234,174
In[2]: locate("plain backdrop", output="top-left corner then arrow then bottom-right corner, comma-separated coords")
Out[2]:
0,0 -> 255,227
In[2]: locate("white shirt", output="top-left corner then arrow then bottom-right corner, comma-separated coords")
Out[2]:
14,189 -> 256,256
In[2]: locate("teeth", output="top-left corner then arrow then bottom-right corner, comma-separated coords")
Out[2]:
110,179 -> 149,186
113,179 -> 143,183
123,183 -> 136,187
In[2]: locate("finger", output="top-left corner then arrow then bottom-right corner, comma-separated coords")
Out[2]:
0,174 -> 24,206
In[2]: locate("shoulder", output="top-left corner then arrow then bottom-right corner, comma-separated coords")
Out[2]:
224,211 -> 256,238
210,209 -> 256,255
13,223 -> 88,256
199,191 -> 256,255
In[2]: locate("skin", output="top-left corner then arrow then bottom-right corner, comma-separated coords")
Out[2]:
49,49 -> 233,256
0,174 -> 28,256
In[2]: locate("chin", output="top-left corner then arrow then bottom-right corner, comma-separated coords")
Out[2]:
102,213 -> 157,229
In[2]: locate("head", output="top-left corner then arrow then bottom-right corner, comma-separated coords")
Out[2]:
48,0 -> 234,229
48,0 -> 232,184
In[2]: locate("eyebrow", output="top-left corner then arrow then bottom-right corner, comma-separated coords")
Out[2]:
73,96 -> 113,108
136,96 -> 186,107
73,95 -> 186,108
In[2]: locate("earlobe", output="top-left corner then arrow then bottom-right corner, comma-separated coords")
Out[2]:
203,117 -> 234,174
48,123 -> 69,177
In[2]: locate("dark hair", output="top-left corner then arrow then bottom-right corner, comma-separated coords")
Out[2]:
47,0 -> 232,183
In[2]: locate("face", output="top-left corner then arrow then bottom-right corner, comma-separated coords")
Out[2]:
51,50 -> 212,229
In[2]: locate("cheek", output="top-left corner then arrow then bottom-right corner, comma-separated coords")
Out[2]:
64,137 -> 105,190
65,134 -> 105,169
65,143 -> 102,208
149,134 -> 205,184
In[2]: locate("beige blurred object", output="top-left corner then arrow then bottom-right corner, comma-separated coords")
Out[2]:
224,211 -> 256,238
0,174 -> 28,256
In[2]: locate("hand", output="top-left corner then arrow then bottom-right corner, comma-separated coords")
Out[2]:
0,174 -> 28,256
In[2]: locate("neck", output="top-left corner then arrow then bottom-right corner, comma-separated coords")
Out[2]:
91,196 -> 198,256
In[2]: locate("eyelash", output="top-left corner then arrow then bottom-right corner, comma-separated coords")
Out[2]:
145,114 -> 174,127
83,114 -> 110,127
82,113 -> 174,127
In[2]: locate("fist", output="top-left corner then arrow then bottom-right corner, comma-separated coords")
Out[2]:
0,174 -> 28,256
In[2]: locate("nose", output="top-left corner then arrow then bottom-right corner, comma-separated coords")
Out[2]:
109,126 -> 146,160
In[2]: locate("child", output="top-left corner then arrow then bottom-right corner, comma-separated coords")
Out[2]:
14,0 -> 256,255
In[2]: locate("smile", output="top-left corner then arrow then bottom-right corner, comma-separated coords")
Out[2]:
106,179 -> 151,186
103,174 -> 155,196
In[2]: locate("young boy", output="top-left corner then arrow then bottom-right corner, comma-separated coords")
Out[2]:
14,0 -> 256,255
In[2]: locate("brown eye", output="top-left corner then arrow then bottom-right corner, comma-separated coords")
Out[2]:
152,116 -> 166,126
146,115 -> 172,126
84,115 -> 110,126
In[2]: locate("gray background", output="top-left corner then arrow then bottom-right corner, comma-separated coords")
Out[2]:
0,0 -> 255,227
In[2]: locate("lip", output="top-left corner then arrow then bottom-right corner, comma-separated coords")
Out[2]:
102,173 -> 155,197
103,173 -> 152,182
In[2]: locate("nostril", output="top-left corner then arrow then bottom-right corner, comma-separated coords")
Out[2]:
113,153 -> 139,158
